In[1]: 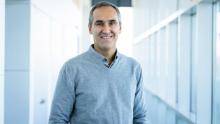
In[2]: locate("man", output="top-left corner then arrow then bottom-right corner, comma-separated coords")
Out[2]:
49,1 -> 148,124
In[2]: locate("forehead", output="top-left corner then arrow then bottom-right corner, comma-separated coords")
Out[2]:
92,6 -> 119,21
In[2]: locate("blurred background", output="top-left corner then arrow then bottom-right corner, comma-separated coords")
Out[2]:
0,0 -> 220,124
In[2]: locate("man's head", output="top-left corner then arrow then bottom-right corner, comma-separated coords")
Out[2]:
88,1 -> 122,52
88,1 -> 121,27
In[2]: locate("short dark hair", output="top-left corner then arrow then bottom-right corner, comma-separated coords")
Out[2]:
88,1 -> 121,27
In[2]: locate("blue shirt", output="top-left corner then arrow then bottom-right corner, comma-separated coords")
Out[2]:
49,45 -> 148,124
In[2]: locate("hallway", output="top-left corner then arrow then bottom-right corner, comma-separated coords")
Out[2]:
0,0 -> 220,124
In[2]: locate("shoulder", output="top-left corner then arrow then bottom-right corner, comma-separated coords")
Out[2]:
119,53 -> 141,69
65,51 -> 89,66
118,53 -> 143,80
60,51 -> 89,72
58,52 -> 90,79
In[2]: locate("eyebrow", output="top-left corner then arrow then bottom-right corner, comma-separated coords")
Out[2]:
95,20 -> 104,23
95,19 -> 118,23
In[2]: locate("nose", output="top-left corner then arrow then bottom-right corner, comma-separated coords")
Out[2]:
102,23 -> 111,34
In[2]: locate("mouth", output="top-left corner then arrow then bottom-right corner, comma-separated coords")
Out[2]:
100,35 -> 112,39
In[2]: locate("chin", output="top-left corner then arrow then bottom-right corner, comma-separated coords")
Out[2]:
99,44 -> 114,50
100,46 -> 112,51
95,40 -> 116,50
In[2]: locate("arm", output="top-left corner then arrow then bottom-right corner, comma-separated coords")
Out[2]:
133,66 -> 148,124
49,63 -> 75,124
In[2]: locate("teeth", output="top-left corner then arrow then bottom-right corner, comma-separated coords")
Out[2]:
101,36 -> 111,39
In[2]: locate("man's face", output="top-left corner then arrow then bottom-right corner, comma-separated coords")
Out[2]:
89,6 -> 121,51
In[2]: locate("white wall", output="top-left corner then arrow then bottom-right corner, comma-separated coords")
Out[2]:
5,1 -> 31,124
196,3 -> 213,124
117,7 -> 133,57
213,3 -> 220,124
29,0 -> 80,123
30,4 -> 79,123
30,6 -> 51,124
4,0 -> 80,124
79,0 -> 91,53
0,0 -> 5,124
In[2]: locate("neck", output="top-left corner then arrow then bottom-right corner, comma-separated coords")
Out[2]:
93,45 -> 116,64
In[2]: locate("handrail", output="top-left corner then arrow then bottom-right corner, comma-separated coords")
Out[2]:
144,89 -> 196,124
133,0 -> 202,45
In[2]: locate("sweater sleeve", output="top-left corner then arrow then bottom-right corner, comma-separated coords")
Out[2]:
133,65 -> 148,124
49,63 -> 75,124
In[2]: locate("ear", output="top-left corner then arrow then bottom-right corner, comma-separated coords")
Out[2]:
119,25 -> 122,33
88,25 -> 92,34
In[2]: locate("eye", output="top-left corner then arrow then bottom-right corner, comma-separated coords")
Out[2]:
95,21 -> 104,26
109,20 -> 117,26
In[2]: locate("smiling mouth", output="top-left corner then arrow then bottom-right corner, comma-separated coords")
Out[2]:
100,36 -> 112,39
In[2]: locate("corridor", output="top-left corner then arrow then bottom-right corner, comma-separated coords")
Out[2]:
0,0 -> 220,124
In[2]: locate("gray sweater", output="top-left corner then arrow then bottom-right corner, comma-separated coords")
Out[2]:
49,45 -> 148,124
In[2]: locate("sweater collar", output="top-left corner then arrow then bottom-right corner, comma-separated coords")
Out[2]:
88,44 -> 120,68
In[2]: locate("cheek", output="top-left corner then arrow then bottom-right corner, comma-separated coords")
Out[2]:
113,30 -> 121,35
89,26 -> 98,34
92,29 -> 101,34
90,31 -> 97,36
113,27 -> 121,33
